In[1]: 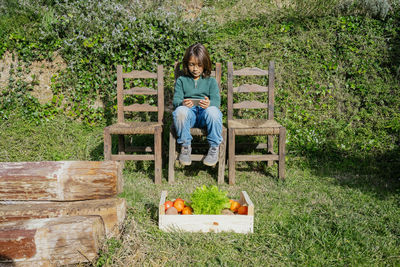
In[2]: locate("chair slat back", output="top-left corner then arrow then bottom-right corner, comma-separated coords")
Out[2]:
174,62 -> 222,91
233,67 -> 268,76
233,100 -> 269,110
122,70 -> 157,79
227,61 -> 275,120
117,65 -> 164,123
124,104 -> 158,112
233,84 -> 268,93
123,87 -> 158,95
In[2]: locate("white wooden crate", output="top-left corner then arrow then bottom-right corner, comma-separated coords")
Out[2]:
158,190 -> 254,233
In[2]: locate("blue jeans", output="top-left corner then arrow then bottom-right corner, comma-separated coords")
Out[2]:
173,106 -> 223,147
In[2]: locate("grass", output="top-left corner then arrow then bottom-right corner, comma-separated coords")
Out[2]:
1,115 -> 399,266
112,162 -> 399,266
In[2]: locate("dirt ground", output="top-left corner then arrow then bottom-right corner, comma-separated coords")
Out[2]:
0,51 -> 67,104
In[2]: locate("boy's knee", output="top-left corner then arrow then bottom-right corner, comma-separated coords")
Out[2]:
205,106 -> 222,121
174,106 -> 190,123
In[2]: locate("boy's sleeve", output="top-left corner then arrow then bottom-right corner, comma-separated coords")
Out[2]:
209,78 -> 221,108
173,77 -> 184,109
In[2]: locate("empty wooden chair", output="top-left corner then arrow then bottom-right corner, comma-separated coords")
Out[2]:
168,62 -> 227,184
104,65 -> 164,184
227,61 -> 286,184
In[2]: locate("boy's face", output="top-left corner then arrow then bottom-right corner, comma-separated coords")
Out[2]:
188,56 -> 203,79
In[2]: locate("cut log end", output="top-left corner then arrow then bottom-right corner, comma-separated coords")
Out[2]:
0,216 -> 105,266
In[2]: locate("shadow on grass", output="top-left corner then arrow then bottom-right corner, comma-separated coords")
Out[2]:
175,161 -> 219,179
387,11 -> 400,81
297,146 -> 400,200
89,126 -> 399,197
90,140 -> 105,161
235,161 -> 277,178
144,202 -> 159,224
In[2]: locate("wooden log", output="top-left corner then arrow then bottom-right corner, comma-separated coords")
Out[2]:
0,161 -> 123,201
0,198 -> 126,237
0,216 -> 105,266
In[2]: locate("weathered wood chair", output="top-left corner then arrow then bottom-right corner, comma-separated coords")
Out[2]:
104,65 -> 164,184
227,61 -> 286,184
168,62 -> 227,184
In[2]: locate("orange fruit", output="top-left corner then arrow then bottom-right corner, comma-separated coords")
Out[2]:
173,199 -> 185,212
164,200 -> 173,211
237,206 -> 248,215
230,201 -> 241,212
181,206 -> 193,215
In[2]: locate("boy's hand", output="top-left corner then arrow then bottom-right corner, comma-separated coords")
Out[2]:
182,99 -> 193,108
199,96 -> 210,109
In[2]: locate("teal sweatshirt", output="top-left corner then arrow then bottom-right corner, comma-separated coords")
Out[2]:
173,76 -> 220,109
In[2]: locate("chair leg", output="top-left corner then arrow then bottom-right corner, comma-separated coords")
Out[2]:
278,127 -> 286,180
154,126 -> 162,184
217,128 -> 227,184
118,135 -> 125,154
168,129 -> 176,184
104,128 -> 111,160
118,135 -> 125,168
228,128 -> 236,185
267,135 -> 274,167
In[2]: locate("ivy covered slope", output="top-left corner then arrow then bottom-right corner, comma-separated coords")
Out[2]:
0,0 -> 211,123
0,0 -> 399,158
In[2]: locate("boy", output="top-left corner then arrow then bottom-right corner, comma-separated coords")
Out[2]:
172,43 -> 223,166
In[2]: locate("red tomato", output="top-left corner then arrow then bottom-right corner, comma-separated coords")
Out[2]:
164,200 -> 174,211
237,206 -> 248,215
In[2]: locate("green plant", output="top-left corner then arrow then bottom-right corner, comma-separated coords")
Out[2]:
1,0 -> 399,158
1,94 -> 399,267
0,0 -> 213,124
189,185 -> 231,215
96,238 -> 123,267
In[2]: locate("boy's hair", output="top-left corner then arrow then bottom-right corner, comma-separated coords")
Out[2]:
182,43 -> 212,78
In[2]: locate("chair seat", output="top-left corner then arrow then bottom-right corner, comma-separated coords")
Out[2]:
105,121 -> 162,135
228,119 -> 282,135
170,125 -> 226,136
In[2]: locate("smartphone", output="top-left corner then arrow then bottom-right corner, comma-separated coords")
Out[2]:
185,98 -> 202,106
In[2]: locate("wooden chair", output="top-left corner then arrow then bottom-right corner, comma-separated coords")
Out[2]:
227,61 -> 286,184
104,65 -> 164,184
168,62 -> 227,184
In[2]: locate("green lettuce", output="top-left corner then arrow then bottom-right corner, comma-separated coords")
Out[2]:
189,185 -> 231,215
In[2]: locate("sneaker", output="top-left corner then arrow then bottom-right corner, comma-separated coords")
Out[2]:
179,145 -> 192,166
203,146 -> 219,166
